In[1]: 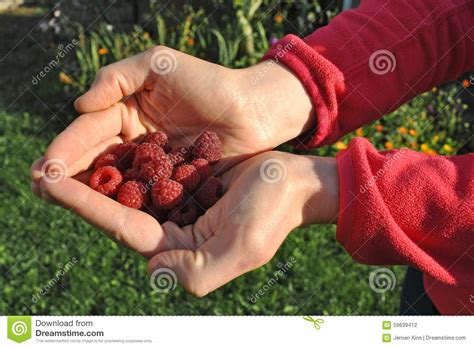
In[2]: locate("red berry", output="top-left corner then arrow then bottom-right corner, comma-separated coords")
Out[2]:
123,167 -> 141,182
192,131 -> 223,163
139,157 -> 173,184
168,146 -> 192,166
151,178 -> 184,210
94,153 -> 117,170
141,131 -> 169,149
195,177 -> 222,209
168,199 -> 198,226
90,166 -> 123,196
133,142 -> 166,168
191,158 -> 212,181
172,164 -> 201,192
117,181 -> 149,209
114,142 -> 137,169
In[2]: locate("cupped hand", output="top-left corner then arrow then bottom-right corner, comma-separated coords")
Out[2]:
35,151 -> 338,295
31,45 -> 314,189
146,151 -> 339,296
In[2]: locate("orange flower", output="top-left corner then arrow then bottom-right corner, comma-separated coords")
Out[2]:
375,124 -> 384,132
355,128 -> 363,136
98,48 -> 108,55
463,79 -> 470,88
186,38 -> 195,46
334,141 -> 347,150
274,14 -> 283,24
384,141 -> 394,150
398,126 -> 407,134
427,149 -> 437,155
59,71 -> 73,85
408,129 -> 417,136
410,141 -> 418,149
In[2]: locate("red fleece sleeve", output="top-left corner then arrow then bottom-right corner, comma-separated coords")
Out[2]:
262,0 -> 474,148
336,138 -> 474,287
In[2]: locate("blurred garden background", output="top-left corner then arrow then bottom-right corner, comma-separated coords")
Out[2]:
0,0 -> 472,315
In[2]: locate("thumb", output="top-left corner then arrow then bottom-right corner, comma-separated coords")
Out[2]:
74,49 -> 152,113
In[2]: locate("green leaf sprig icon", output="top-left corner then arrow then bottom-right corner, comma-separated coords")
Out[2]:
302,315 -> 324,330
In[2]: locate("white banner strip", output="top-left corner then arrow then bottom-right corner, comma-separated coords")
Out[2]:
0,316 -> 472,346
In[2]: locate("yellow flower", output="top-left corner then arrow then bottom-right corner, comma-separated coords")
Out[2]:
408,129 -> 417,136
431,87 -> 437,93
463,79 -> 470,88
355,128 -> 363,136
143,31 -> 150,40
384,141 -> 394,150
186,38 -> 195,46
442,144 -> 453,153
432,135 -> 440,143
398,126 -> 407,134
98,48 -> 108,55
274,14 -> 283,24
375,124 -> 384,132
420,143 -> 429,153
334,141 -> 347,150
410,141 -> 418,149
59,71 -> 73,85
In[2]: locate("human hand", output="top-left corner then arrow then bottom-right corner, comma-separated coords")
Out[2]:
145,151 -> 338,296
31,45 -> 314,190
34,151 -> 338,295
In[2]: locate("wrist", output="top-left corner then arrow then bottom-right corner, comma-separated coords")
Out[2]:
239,61 -> 315,147
292,155 -> 339,226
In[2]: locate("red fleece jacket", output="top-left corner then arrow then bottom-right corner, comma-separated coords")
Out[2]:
263,0 -> 474,315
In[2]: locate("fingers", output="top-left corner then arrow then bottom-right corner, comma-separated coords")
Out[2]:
44,104 -> 124,168
39,176 -> 170,257
147,213 -> 263,297
74,50 -> 151,113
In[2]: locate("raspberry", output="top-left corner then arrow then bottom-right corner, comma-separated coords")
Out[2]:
133,142 -> 166,168
90,166 -> 123,197
151,178 -> 184,210
140,158 -> 173,183
168,146 -> 192,166
172,164 -> 201,192
190,158 -> 212,181
141,131 -> 169,150
168,199 -> 198,226
123,167 -> 141,182
195,176 -> 222,209
114,142 -> 137,169
117,181 -> 149,209
192,131 -> 223,163
94,153 -> 117,170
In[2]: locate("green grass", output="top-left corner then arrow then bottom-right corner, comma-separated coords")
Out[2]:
1,4 -> 472,316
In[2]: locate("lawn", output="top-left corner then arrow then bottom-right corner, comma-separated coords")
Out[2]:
0,2 -> 471,316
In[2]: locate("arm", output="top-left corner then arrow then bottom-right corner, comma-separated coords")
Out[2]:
336,138 -> 474,287
262,0 -> 474,148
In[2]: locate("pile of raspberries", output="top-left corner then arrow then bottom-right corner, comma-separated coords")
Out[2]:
89,130 -> 223,226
